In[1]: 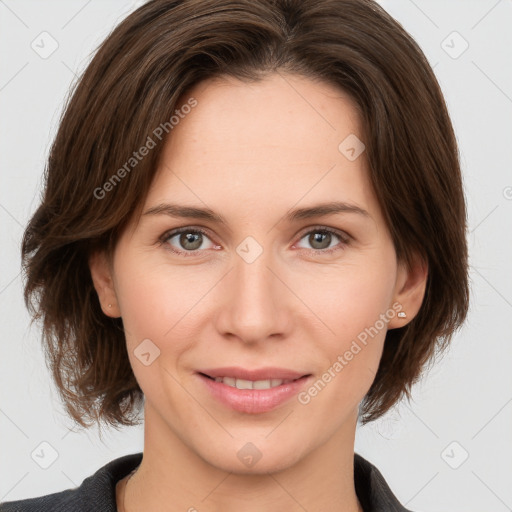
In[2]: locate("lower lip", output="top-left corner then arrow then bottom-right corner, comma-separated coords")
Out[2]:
197,373 -> 311,414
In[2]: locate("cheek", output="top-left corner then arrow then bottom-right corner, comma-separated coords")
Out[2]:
112,250 -> 172,346
114,251 -> 217,356
294,254 -> 396,407
299,254 -> 397,343
113,257 -> 200,402
116,273 -> 167,340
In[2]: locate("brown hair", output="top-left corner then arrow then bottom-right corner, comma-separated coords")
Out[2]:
21,0 -> 469,428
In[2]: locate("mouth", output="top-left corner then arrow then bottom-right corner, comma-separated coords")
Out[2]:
196,367 -> 312,414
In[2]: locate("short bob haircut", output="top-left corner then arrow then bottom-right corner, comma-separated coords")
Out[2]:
22,0 -> 469,429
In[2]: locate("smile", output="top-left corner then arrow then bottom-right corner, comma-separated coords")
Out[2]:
196,369 -> 312,414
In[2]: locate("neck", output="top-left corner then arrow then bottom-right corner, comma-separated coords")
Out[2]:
122,402 -> 363,512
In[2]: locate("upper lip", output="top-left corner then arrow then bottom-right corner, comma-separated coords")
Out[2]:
198,367 -> 310,381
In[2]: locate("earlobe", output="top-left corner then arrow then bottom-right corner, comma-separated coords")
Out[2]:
88,250 -> 121,317
388,254 -> 428,329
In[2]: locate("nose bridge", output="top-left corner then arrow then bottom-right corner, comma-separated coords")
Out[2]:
218,239 -> 290,342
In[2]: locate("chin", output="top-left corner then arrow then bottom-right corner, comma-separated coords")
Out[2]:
209,454 -> 300,476
198,437 -> 307,475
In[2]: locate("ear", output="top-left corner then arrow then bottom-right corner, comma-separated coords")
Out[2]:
88,250 -> 121,318
388,252 -> 428,329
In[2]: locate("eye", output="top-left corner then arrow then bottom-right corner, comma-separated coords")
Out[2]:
160,227 -> 219,256
294,226 -> 350,254
159,225 -> 351,257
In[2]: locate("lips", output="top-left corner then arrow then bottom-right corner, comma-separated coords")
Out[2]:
196,367 -> 312,413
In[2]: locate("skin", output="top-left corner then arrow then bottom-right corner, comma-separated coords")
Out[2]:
89,72 -> 427,512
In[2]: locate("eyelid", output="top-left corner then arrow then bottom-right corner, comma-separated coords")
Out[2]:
295,224 -> 351,243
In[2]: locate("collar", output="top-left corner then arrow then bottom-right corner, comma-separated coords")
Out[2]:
1,452 -> 412,511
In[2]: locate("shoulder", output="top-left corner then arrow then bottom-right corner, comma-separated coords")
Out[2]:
0,452 -> 143,512
2,451 -> 412,511
354,452 -> 414,512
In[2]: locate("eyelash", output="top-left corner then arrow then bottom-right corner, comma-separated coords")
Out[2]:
158,225 -> 351,258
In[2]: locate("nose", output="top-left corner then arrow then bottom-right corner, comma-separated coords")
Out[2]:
215,246 -> 292,345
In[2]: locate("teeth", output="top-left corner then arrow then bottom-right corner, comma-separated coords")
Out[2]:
236,378 -> 253,389
253,379 -> 274,390
212,376 -> 294,389
223,376 -> 236,387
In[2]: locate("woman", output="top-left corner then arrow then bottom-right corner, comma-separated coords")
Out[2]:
0,0 -> 469,510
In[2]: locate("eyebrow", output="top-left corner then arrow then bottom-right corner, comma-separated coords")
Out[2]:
142,201 -> 370,225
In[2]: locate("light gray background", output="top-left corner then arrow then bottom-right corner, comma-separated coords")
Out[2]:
1,1 -> 511,510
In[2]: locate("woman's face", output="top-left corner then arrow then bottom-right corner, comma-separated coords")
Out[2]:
93,73 -> 422,474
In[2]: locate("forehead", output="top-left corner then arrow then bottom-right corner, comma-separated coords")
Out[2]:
170,72 -> 363,161
144,72 -> 379,227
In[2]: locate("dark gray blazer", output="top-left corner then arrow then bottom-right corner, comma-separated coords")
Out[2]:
0,452 -> 412,511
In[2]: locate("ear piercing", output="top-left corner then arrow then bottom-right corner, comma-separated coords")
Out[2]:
108,304 -> 112,308
397,311 -> 406,318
